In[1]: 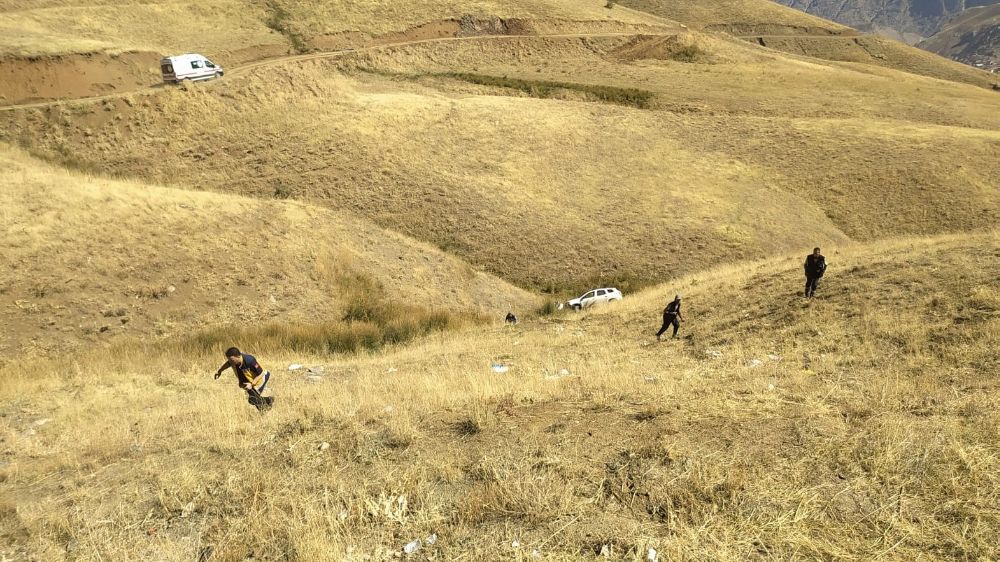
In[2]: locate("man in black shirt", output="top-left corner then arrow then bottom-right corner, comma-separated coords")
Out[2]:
215,347 -> 274,411
656,295 -> 683,341
804,247 -> 827,298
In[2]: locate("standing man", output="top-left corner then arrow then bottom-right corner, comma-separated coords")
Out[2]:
215,347 -> 274,411
804,247 -> 827,298
656,295 -> 684,341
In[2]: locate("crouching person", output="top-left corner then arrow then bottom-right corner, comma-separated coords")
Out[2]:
215,346 -> 274,411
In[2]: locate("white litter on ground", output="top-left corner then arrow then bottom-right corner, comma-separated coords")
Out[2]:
288,364 -> 303,371
403,539 -> 421,554
748,359 -> 763,368
492,363 -> 510,374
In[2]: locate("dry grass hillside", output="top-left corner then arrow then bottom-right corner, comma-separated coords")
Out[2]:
2,233 -> 998,560
3,32 -> 998,292
617,0 -> 997,87
0,0 -> 665,58
617,0 -> 852,33
0,144 -> 538,357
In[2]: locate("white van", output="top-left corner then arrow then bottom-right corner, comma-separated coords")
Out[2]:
160,54 -> 223,84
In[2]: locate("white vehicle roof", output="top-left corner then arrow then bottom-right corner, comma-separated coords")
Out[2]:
162,53 -> 212,62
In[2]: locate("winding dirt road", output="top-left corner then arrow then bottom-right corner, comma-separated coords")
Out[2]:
0,29 -> 679,113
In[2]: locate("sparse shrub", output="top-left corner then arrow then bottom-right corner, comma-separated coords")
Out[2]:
669,44 -> 706,63
535,300 -> 559,316
264,1 -> 309,53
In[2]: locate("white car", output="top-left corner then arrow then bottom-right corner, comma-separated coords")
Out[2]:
567,287 -> 622,310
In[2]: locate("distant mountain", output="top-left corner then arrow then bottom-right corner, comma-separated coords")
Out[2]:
919,4 -> 1000,71
774,0 -> 1000,43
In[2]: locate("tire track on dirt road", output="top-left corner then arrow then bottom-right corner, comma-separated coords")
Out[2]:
0,30 -> 681,113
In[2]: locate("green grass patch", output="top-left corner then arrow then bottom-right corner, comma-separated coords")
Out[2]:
439,72 -> 656,109
176,272 -> 481,356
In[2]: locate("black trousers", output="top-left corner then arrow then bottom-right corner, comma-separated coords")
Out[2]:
657,314 -> 679,338
805,275 -> 821,297
247,390 -> 274,411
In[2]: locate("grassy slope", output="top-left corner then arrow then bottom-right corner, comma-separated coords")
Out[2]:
3,233 -> 998,559
617,0 -> 996,88
0,0 -> 664,57
4,35 -> 997,291
0,145 -> 538,357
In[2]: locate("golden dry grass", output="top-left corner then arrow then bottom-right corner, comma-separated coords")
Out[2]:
3,33 -> 997,292
0,0 -> 664,57
0,145 -> 537,357
2,232 -> 998,560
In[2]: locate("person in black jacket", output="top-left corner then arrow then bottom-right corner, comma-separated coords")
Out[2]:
804,247 -> 827,298
214,347 -> 274,411
656,295 -> 683,341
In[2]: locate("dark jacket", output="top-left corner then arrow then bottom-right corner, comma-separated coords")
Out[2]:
663,300 -> 681,317
804,254 -> 826,277
222,353 -> 264,387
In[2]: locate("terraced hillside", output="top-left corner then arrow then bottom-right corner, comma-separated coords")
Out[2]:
2,29 -> 997,292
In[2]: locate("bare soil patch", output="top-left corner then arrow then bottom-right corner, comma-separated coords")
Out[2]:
0,50 -> 160,105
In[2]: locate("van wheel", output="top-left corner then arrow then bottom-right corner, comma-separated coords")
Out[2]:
215,71 -> 223,79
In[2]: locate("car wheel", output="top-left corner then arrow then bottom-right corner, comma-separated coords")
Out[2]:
572,304 -> 582,311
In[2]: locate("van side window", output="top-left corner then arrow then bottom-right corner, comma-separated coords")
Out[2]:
191,61 -> 202,69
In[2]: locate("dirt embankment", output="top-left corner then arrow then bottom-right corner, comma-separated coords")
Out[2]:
704,23 -> 857,36
0,51 -> 162,106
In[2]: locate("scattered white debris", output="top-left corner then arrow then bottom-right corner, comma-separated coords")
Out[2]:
492,363 -> 510,374
383,405 -> 395,413
338,510 -> 348,521
511,540 -> 521,548
180,501 -> 195,518
531,549 -> 542,559
643,376 -> 658,384
705,350 -> 723,358
387,367 -> 398,373
403,539 -> 422,554
600,544 -> 612,557
34,418 -> 51,426
425,533 -> 437,545
647,548 -> 658,562
288,364 -> 303,371
307,366 -> 325,375
318,442 -> 330,451
748,359 -> 763,368
767,384 -> 776,391
269,295 -> 277,304
544,368 -> 573,380
167,285 -> 176,293
305,375 -> 322,383
767,354 -> 782,362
